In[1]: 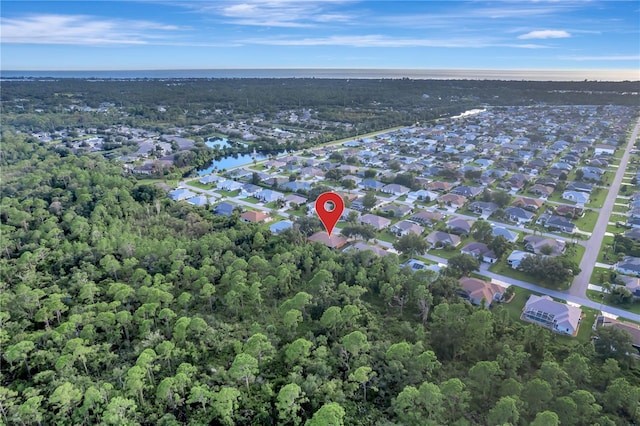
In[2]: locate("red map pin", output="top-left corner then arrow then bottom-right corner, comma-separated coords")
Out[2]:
315,192 -> 345,236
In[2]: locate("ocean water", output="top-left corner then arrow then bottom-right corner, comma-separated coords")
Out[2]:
1,68 -> 637,81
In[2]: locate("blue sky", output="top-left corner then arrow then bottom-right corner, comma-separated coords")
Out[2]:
1,1 -> 639,72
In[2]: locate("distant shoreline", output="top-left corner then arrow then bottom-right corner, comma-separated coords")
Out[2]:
1,68 -> 638,81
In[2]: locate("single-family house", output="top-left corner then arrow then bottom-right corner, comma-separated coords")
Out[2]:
614,275 -> 640,298
554,205 -> 584,218
217,180 -> 244,192
241,211 -> 270,223
562,190 -> 590,204
439,193 -> 468,209
624,228 -> 640,242
360,179 -> 385,191
460,242 -> 498,263
522,295 -> 582,336
255,189 -> 285,203
551,162 -> 573,172
523,235 -> 566,256
458,277 -> 504,307
566,181 -> 593,193
504,206 -> 535,224
214,202 -> 238,217
169,188 -> 197,201
594,144 -> 616,156
284,194 -> 307,207
345,242 -> 390,257
407,189 -> 439,202
616,256 -> 640,276
390,220 -> 424,237
451,185 -> 483,198
528,184 -> 554,198
269,220 -> 293,235
543,215 -> 576,234
402,259 -> 442,275
491,225 -> 519,243
280,181 -> 312,193
299,167 -> 325,178
469,201 -> 499,217
410,211 -> 445,227
511,196 -> 544,211
446,217 -> 473,236
595,317 -> 640,357
186,195 -> 211,207
427,181 -> 454,192
241,183 -> 262,196
507,250 -> 532,269
360,214 -> 391,230
307,232 -> 348,249
380,204 -> 413,217
381,183 -> 411,196
341,175 -> 362,185
427,231 -> 461,248
199,174 -> 223,185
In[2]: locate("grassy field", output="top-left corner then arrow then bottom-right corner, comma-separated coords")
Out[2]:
489,257 -> 571,290
590,266 -> 614,286
586,289 -> 640,315
187,180 -> 215,190
612,204 -> 628,213
501,286 -> 539,322
606,224 -> 625,234
573,210 -> 598,233
241,197 -> 260,204
375,231 -> 397,244
586,189 -> 608,209
489,260 -> 537,285
576,307 -> 598,343
597,236 -> 615,263
546,192 -> 575,205
216,190 -> 240,197
566,243 -> 586,265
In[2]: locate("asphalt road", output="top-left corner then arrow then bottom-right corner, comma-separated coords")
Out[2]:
569,116 -> 640,297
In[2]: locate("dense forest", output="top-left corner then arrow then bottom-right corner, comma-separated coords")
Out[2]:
2,78 -> 638,134
2,124 -> 640,424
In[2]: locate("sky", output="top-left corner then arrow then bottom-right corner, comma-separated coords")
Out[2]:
1,0 -> 639,72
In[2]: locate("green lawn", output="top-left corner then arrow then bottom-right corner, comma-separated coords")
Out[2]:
586,189 -> 608,209
597,235 -> 615,263
565,243 -> 586,266
613,204 -> 628,213
590,266 -> 614,286
187,180 -> 215,190
573,210 -> 598,233
547,192 -> 575,205
240,197 -> 261,204
586,289 -> 640,315
489,258 -> 571,290
489,260 -> 537,285
577,307 -> 598,343
606,224 -> 625,234
501,286 -> 540,322
376,231 -> 397,244
216,190 -> 240,197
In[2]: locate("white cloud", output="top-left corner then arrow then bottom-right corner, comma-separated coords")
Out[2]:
0,14 -> 181,45
240,34 -> 547,49
200,0 -> 355,28
518,30 -> 571,39
561,55 -> 640,61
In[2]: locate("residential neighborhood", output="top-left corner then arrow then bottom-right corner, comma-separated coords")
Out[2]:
162,104 -> 640,337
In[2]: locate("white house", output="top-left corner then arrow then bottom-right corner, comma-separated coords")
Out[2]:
522,295 -> 582,336
594,144 -> 616,156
